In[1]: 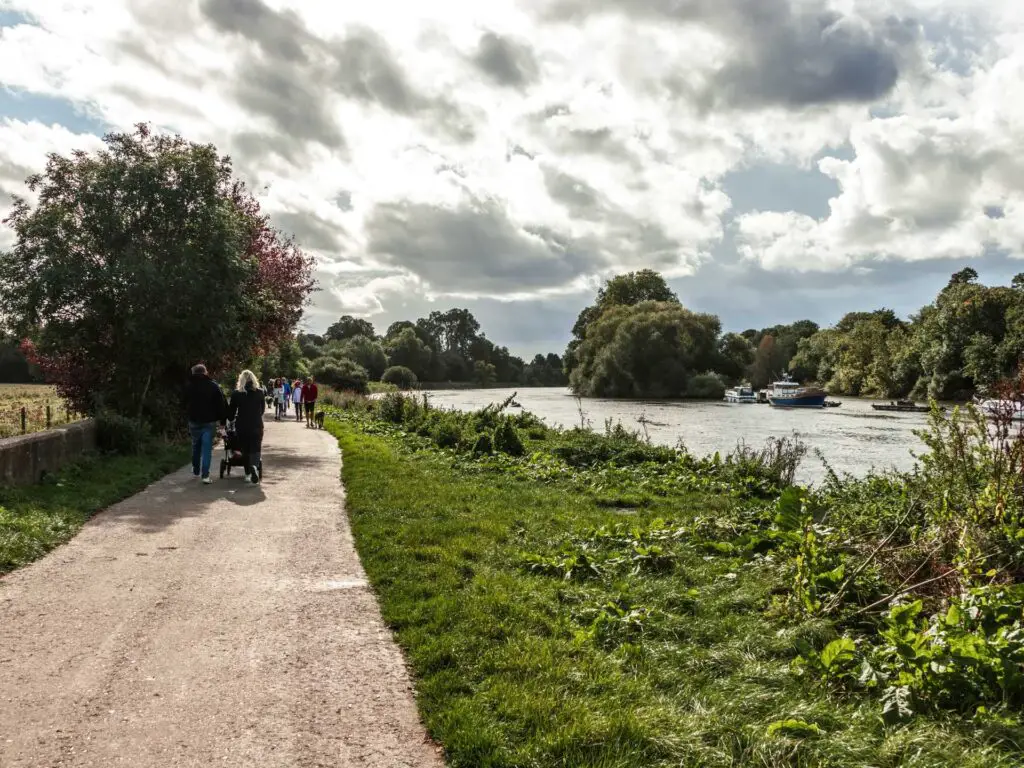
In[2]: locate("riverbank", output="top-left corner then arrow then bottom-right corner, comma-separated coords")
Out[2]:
326,395 -> 1024,767
0,440 -> 189,574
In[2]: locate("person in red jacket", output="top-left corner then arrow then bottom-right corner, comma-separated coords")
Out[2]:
303,376 -> 319,428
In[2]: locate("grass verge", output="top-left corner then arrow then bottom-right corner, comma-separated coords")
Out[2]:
329,416 -> 1021,768
0,441 -> 189,574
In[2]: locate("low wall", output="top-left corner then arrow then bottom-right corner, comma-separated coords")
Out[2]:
0,419 -> 96,486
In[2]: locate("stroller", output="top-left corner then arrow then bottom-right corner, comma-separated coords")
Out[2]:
219,421 -> 264,480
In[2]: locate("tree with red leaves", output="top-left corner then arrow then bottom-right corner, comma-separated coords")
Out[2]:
0,124 -> 315,430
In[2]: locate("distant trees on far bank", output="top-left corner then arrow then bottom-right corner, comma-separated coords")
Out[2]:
566,267 -> 1024,401
255,308 -> 568,393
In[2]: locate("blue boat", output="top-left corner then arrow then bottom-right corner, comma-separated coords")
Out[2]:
767,375 -> 827,408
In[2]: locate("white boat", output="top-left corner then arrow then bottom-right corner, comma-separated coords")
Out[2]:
724,384 -> 757,404
977,399 -> 1024,422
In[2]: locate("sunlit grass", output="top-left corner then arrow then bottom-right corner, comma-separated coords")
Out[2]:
330,420 -> 1021,767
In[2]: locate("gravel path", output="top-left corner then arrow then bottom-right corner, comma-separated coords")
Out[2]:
0,417 -> 444,767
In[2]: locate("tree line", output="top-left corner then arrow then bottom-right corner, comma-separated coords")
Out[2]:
256,309 -> 568,392
565,268 -> 1024,400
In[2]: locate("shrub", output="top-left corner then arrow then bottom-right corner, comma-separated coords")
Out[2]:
686,372 -> 726,399
95,410 -> 148,455
377,392 -> 412,424
493,418 -> 526,456
472,432 -> 493,455
310,356 -> 369,394
381,365 -> 418,390
549,429 -> 677,467
432,414 -> 463,449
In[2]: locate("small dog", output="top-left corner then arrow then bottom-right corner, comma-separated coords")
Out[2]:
314,411 -> 325,429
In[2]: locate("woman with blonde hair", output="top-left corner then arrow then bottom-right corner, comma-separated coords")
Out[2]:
227,369 -> 266,484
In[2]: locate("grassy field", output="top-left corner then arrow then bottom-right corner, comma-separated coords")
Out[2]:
0,440 -> 189,574
0,383 -> 80,439
326,399 -> 1024,768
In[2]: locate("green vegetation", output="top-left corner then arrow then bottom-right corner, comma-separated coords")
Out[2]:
0,383 -> 80,438
0,124 -> 315,430
325,392 -> 1024,767
259,310 -> 569,390
790,269 -> 1024,399
0,440 -> 189,574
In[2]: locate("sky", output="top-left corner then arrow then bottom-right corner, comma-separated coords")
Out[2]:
0,1 -> 1022,358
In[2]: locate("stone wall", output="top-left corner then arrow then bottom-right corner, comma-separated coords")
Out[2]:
0,419 -> 96,486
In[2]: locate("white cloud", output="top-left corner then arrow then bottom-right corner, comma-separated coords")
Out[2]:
0,0 -> 1023,334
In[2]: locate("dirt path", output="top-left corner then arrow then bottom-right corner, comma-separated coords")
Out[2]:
0,416 -> 444,767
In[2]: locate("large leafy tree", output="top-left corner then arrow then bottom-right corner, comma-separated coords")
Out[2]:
565,270 -> 679,375
569,301 -> 720,398
384,327 -> 433,379
332,335 -> 388,380
325,315 -> 377,342
0,125 -> 314,427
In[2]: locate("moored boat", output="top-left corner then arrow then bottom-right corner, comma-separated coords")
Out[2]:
767,376 -> 827,408
724,384 -> 757,404
871,400 -> 940,413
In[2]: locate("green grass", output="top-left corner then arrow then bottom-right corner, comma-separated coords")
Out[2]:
330,420 -> 1024,768
0,441 -> 189,574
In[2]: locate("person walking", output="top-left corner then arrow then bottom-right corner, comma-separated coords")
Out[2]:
184,363 -> 228,484
292,378 -> 304,422
272,378 -> 284,422
282,378 -> 292,415
227,369 -> 267,485
303,376 -> 319,428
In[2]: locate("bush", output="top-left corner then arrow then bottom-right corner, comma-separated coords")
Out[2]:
381,365 -> 418,390
493,418 -> 526,456
95,410 -> 148,455
432,415 -> 463,449
472,432 -> 493,455
310,356 -> 369,394
686,372 -> 726,399
549,429 -> 677,467
378,392 -> 413,424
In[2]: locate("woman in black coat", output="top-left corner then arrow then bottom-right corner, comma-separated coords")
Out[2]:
227,369 -> 266,484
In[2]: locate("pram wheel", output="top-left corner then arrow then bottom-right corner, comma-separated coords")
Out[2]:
219,459 -> 226,479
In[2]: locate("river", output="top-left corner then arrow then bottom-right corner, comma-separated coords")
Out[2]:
421,387 -> 936,485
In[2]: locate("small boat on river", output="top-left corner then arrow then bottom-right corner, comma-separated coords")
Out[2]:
824,400 -> 841,408
724,384 -> 757,404
767,376 -> 827,408
871,400 -> 936,413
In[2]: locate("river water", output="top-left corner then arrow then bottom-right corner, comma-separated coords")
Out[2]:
422,387 -> 935,485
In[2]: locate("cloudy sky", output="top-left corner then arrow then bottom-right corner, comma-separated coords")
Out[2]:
0,0 -> 1022,356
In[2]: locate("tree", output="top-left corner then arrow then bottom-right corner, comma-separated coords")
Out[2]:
565,270 -> 680,375
749,335 -> 782,390
325,315 -> 376,342
0,124 -> 314,428
473,360 -> 497,387
309,356 -> 368,393
716,333 -> 755,382
596,269 -> 678,308
384,320 -> 415,340
381,365 -> 417,389
333,335 -> 388,380
428,308 -> 481,354
569,301 -> 720,398
384,328 -> 433,379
